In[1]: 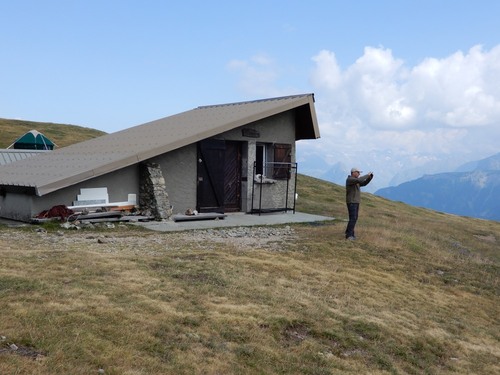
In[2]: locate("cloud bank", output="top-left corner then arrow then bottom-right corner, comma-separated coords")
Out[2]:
229,45 -> 500,189
312,45 -> 500,129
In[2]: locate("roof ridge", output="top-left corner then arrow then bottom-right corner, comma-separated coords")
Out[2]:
196,93 -> 314,109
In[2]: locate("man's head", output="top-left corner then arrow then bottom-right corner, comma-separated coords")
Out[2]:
351,167 -> 362,176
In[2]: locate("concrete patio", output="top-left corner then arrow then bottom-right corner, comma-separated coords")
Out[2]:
132,211 -> 336,232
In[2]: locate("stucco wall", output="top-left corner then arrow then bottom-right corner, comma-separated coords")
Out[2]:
32,166 -> 140,215
149,144 -> 197,215
220,111 -> 296,144
0,165 -> 140,221
250,175 -> 297,212
0,194 -> 35,222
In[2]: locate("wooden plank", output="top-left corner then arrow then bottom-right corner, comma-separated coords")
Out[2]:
172,213 -> 226,222
108,205 -> 136,211
72,199 -> 107,206
79,217 -> 130,223
75,187 -> 109,205
74,211 -> 123,221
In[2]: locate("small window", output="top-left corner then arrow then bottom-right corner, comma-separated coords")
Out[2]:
256,144 -> 265,175
255,143 -> 292,180
273,143 -> 292,179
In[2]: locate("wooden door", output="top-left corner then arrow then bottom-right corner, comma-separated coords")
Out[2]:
223,141 -> 241,212
197,140 -> 242,213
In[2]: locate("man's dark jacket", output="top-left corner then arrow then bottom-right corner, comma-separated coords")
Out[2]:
346,173 -> 373,203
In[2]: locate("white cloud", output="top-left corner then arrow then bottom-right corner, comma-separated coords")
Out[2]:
228,45 -> 500,189
303,44 -> 500,188
227,53 -> 292,97
313,47 -> 417,130
313,44 -> 500,130
310,50 -> 342,90
408,45 -> 500,127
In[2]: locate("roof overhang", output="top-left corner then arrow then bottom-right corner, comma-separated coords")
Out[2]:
0,94 -> 320,196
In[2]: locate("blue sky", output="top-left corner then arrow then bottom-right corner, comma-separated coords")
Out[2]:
1,1 -> 499,190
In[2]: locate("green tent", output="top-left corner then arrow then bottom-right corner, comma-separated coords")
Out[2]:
10,130 -> 56,150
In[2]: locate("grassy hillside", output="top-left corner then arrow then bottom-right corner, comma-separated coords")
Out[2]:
0,176 -> 499,374
0,118 -> 106,148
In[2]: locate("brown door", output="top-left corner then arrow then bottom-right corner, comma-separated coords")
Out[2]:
197,140 -> 241,213
223,141 -> 242,212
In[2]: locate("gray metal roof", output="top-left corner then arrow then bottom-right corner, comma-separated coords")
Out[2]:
0,149 -> 49,166
0,94 -> 319,196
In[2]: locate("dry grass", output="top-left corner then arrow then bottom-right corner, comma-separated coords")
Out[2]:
0,118 -> 106,149
0,175 -> 499,374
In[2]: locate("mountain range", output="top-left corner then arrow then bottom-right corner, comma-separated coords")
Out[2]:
375,153 -> 500,221
297,148 -> 480,194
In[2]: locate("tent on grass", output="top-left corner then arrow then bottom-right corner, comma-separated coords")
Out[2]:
8,130 -> 56,150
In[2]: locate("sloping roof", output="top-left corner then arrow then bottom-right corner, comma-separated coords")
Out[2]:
0,149 -> 49,166
0,94 -> 319,196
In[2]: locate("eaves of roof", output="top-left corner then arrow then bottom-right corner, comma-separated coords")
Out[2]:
0,149 -> 49,166
0,94 -> 319,196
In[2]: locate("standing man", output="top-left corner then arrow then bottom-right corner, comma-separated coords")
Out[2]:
345,167 -> 374,240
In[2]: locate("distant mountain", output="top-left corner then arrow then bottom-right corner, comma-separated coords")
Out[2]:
297,147 -> 479,193
388,156 -> 468,187
376,153 -> 500,221
321,161 -> 350,185
454,152 -> 500,172
302,159 -> 383,193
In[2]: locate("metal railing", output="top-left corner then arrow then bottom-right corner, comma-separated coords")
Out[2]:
251,161 -> 298,215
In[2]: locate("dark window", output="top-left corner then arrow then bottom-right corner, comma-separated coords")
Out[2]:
273,143 -> 292,179
256,144 -> 264,175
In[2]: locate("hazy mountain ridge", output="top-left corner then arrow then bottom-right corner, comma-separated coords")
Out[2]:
375,153 -> 500,221
297,149 -> 481,193
454,152 -> 500,172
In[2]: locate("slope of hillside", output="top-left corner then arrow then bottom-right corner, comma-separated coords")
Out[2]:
0,118 -> 106,149
0,175 -> 498,374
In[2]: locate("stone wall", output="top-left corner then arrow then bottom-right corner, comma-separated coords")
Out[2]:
139,162 -> 172,220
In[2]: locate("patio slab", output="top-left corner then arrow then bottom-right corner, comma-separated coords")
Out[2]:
132,211 -> 335,232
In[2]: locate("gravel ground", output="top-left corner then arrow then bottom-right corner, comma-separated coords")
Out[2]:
0,223 -> 298,253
